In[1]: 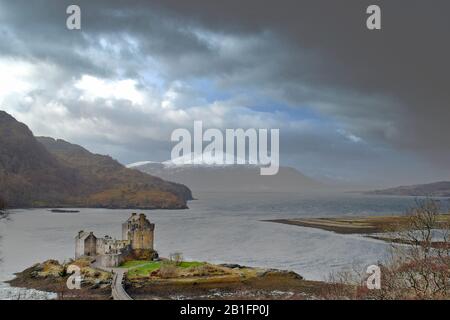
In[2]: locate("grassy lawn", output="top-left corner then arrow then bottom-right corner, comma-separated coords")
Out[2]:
122,260 -> 205,277
121,260 -> 158,269
178,261 -> 204,268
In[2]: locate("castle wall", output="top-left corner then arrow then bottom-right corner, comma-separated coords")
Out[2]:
75,233 -> 97,258
122,222 -> 129,241
84,235 -> 97,256
96,246 -> 132,267
130,227 -> 154,250
97,254 -> 121,268
75,238 -> 84,259
96,238 -> 129,255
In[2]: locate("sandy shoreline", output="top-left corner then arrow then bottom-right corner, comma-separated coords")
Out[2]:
264,214 -> 450,249
263,216 -> 403,235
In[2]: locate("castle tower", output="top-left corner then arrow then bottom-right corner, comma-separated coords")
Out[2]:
122,213 -> 154,250
75,231 -> 97,258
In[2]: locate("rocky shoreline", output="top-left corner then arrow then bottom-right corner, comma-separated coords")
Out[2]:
7,259 -> 332,300
7,259 -> 112,300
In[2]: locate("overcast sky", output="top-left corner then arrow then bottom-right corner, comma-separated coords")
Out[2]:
0,0 -> 449,187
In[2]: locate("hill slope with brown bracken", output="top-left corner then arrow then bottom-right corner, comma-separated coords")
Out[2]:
0,110 -> 192,209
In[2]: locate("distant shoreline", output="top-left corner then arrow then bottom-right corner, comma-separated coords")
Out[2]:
262,216 -> 403,234
264,214 -> 449,234
264,214 -> 450,247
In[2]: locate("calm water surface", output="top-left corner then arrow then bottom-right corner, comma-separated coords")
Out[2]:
0,192 -> 441,299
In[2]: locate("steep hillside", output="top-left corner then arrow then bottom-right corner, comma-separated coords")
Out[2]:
0,111 -> 82,207
0,111 -> 192,209
37,137 -> 193,207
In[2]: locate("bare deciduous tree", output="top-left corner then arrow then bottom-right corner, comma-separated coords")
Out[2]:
324,199 -> 450,300
169,252 -> 183,266
375,199 -> 450,299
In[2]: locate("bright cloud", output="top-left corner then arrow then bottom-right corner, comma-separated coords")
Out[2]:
0,59 -> 34,103
75,75 -> 144,105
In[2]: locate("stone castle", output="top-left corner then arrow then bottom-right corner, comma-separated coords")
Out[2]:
75,213 -> 157,267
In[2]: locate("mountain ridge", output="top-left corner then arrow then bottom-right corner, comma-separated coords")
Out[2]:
128,159 -> 324,193
365,181 -> 450,197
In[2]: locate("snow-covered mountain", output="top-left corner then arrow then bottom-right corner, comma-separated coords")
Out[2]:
128,152 -> 254,168
127,154 -> 324,193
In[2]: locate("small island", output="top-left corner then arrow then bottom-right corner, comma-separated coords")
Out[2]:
8,213 -> 331,300
50,209 -> 80,213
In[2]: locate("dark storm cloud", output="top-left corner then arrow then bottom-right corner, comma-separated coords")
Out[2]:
149,0 -> 450,163
0,0 -> 449,185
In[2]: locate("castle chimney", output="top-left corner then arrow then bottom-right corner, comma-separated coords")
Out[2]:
78,230 -> 84,237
